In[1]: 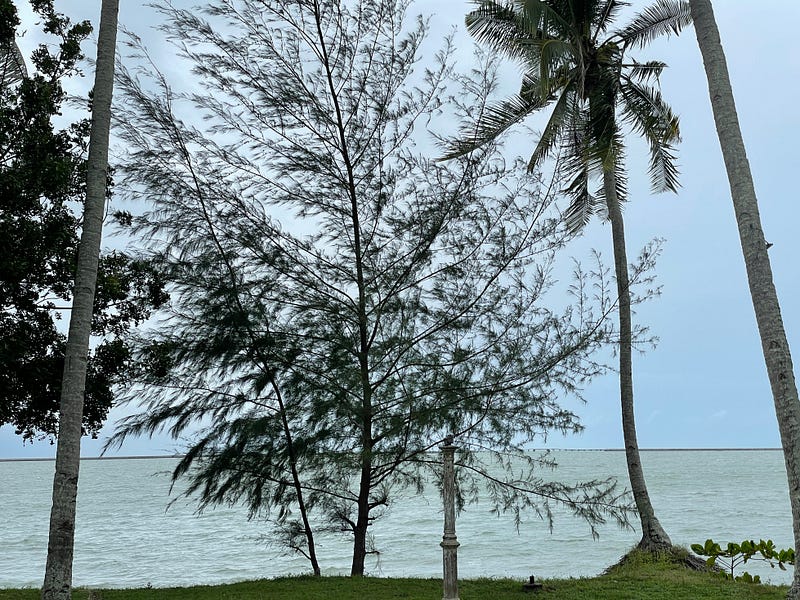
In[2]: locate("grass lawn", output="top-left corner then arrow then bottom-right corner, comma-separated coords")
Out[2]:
2,552 -> 789,599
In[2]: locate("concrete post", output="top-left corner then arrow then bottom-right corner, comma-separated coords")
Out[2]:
440,435 -> 459,600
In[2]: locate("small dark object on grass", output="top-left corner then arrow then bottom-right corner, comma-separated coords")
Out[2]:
523,575 -> 543,592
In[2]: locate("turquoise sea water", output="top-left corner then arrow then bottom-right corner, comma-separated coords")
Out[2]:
0,450 -> 793,589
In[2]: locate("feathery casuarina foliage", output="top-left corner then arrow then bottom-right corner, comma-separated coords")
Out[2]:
106,0 -> 655,575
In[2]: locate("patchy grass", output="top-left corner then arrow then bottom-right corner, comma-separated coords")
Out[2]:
1,554 -> 788,600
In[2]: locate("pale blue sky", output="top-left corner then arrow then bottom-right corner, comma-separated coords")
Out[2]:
2,1 -> 798,458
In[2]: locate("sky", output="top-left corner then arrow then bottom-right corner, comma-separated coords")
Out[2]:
2,0 -> 799,458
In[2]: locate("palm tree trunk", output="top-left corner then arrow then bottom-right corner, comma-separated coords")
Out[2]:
689,1 -> 800,595
41,1 -> 119,598
604,168 -> 672,551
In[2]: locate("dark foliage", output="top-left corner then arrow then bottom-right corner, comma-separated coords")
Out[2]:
0,0 -> 165,441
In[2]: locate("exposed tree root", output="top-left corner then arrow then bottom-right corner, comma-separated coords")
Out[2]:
604,543 -> 712,575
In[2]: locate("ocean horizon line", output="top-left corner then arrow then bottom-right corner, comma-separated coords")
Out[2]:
0,447 -> 783,462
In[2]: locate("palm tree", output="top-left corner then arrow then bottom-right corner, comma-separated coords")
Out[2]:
444,0 -> 691,551
41,1 -> 119,598
689,0 -> 800,595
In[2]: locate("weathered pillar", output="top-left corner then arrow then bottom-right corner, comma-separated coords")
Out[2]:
440,435 -> 459,600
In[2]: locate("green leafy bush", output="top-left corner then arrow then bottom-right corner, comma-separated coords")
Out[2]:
691,538 -> 795,583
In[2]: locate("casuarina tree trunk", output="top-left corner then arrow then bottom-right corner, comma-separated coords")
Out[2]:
312,0 -> 375,572
41,1 -> 119,598
350,483 -> 370,576
689,1 -> 800,596
604,168 -> 672,552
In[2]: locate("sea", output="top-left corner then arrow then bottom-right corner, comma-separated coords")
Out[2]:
0,449 -> 794,590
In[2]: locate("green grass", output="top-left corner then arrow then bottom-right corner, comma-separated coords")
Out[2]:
2,552 -> 789,599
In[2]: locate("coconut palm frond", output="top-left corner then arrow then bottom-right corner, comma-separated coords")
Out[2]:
611,142 -> 628,202
619,79 -> 680,192
556,115 -> 599,232
592,0 -> 627,39
466,0 -> 575,63
563,181 -> 597,232
466,1 -> 535,61
625,60 -> 667,84
532,37 -> 575,90
519,68 -> 546,103
645,136 -> 679,194
1,41 -> 27,89
440,93 -> 544,160
526,85 -> 575,172
619,78 -> 679,141
518,0 -> 573,37
560,157 -> 594,231
617,0 -> 691,49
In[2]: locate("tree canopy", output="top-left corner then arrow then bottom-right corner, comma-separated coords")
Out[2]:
104,0 -> 665,576
0,0 -> 165,442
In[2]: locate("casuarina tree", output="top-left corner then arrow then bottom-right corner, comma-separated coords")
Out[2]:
443,0 -> 691,552
689,1 -> 800,596
105,0 -> 650,576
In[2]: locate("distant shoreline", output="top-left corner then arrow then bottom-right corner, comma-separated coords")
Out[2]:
0,454 -> 186,462
567,447 -> 783,452
0,447 -> 783,462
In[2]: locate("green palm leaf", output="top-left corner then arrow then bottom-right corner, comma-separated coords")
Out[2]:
517,0 -> 572,37
563,175 -> 596,232
440,93 -> 547,160
592,1 -> 627,39
619,79 -> 680,192
1,40 -> 26,89
625,60 -> 667,84
555,113 -> 603,232
533,37 -> 575,91
617,0 -> 691,48
466,1 -> 536,62
526,84 -> 577,172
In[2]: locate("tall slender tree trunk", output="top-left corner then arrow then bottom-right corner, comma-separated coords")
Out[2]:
689,1 -> 800,595
309,0 -> 374,575
273,384 -> 321,575
350,462 -> 372,576
41,2 -> 118,598
604,168 -> 672,551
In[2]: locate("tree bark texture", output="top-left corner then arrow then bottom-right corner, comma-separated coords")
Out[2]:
41,1 -> 119,598
689,1 -> 800,596
603,168 -> 672,551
